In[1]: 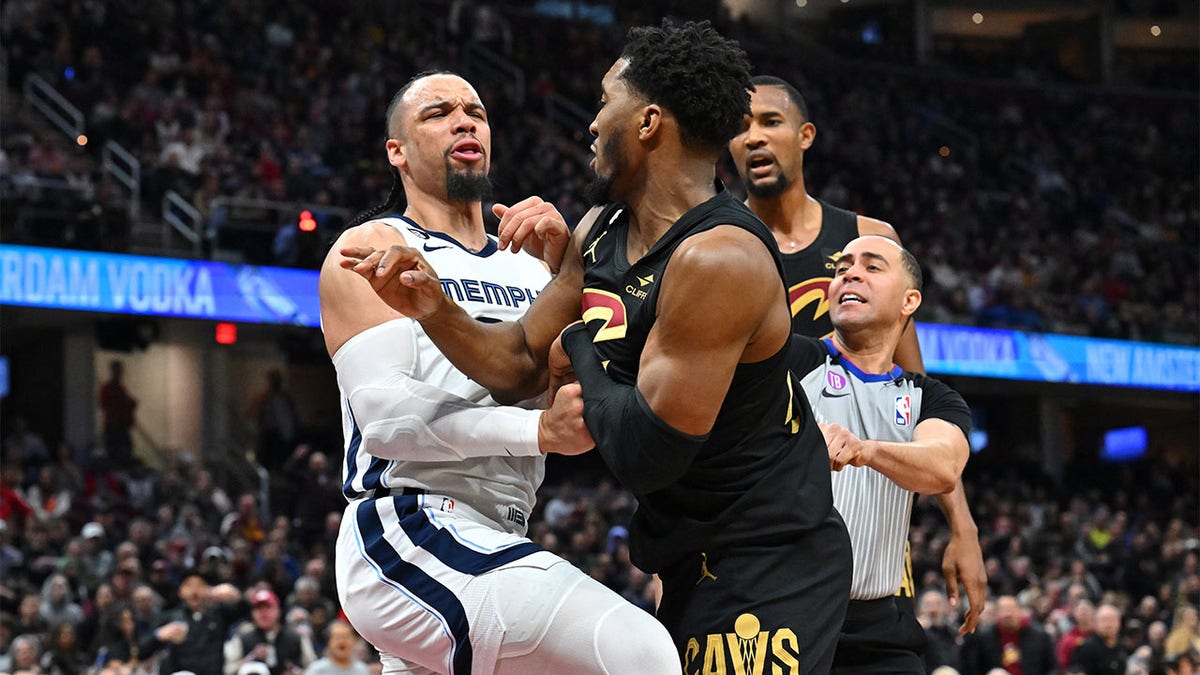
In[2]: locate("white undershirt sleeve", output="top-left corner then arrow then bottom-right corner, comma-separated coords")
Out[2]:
332,319 -> 542,461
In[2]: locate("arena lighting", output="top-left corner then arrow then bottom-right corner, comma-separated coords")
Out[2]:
1150,25 -> 1162,37
215,322 -> 238,345
939,145 -> 951,157
972,13 -> 984,25
76,135 -> 88,147
298,210 -> 317,232
795,0 -> 807,7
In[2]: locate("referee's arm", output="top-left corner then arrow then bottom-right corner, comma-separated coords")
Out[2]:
821,418 -> 968,494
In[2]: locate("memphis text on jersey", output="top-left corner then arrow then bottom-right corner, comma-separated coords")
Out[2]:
438,277 -> 540,309
683,613 -> 803,675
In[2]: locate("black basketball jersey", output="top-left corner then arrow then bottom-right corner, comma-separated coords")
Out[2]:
577,191 -> 837,573
781,199 -> 859,338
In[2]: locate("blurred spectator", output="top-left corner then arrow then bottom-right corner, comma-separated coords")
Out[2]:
95,606 -> 148,671
80,522 -> 115,583
1166,606 -> 1200,658
97,360 -> 138,469
961,595 -> 1058,675
222,588 -> 316,675
222,494 -> 267,548
38,574 -> 83,629
919,589 -> 963,673
303,621 -> 369,675
1069,603 -> 1127,674
3,633 -> 42,675
1058,599 -> 1096,670
24,468 -> 70,529
4,417 -> 50,476
76,583 -> 115,657
249,370 -> 297,472
281,446 -> 341,550
145,570 -> 244,675
39,621 -> 86,675
0,464 -> 34,533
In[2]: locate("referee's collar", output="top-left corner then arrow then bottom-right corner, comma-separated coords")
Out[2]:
821,338 -> 903,383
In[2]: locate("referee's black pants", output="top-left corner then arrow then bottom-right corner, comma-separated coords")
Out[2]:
831,595 -> 927,674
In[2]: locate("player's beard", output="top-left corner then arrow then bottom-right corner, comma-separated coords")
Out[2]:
584,134 -> 622,206
445,163 -> 494,202
745,167 -> 789,198
584,175 -> 614,206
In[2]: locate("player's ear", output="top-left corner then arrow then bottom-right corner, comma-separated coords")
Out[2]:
799,121 -> 816,152
638,104 -> 662,141
386,138 -> 406,171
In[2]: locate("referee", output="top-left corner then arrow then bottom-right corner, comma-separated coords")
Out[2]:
790,235 -> 972,674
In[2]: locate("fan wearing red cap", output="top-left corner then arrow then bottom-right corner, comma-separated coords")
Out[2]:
224,587 -> 316,674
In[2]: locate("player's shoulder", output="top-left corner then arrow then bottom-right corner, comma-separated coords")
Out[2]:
572,205 -> 607,243
673,224 -> 775,281
337,218 -> 408,248
855,215 -> 900,242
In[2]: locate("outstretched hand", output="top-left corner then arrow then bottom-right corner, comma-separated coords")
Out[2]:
494,196 -> 570,274
340,245 -> 446,320
942,533 -> 987,635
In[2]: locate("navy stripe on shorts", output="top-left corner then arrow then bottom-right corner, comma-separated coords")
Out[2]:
356,499 -> 475,674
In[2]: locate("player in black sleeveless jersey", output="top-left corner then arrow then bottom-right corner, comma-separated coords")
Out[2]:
729,74 -> 988,662
345,22 -> 853,673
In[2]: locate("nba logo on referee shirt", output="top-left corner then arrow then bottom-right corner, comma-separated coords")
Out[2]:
894,396 -> 911,426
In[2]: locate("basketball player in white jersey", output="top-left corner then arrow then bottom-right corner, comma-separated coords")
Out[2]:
319,71 -> 678,675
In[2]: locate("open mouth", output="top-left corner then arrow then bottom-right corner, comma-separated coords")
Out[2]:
839,292 -> 866,305
746,152 -> 775,177
449,138 -> 484,163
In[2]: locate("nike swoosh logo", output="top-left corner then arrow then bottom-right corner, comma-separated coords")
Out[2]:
821,388 -> 851,398
423,243 -> 452,252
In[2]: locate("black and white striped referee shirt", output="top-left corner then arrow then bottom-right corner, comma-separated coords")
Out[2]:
792,336 -> 972,600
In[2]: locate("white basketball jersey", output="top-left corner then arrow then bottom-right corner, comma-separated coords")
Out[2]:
337,216 -> 552,534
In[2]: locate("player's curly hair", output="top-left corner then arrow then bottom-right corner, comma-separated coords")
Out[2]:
619,20 -> 752,152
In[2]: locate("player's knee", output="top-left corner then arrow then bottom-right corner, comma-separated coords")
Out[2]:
595,603 -> 679,674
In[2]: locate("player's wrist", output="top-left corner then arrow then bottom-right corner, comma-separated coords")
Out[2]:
535,412 -> 550,454
416,292 -> 462,326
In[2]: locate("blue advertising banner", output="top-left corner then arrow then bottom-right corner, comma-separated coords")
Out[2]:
916,323 -> 1200,393
0,245 -> 319,327
3,245 -> 1198,392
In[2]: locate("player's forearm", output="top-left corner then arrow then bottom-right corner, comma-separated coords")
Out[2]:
935,480 -> 979,537
866,438 -> 963,494
562,324 -> 707,493
419,301 -> 547,404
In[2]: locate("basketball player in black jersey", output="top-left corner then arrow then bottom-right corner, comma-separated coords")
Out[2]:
343,21 -> 853,674
728,74 -> 988,658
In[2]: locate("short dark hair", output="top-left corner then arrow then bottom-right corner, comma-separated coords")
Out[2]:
385,69 -> 462,139
898,245 -> 923,292
750,75 -> 810,122
619,20 -> 752,152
